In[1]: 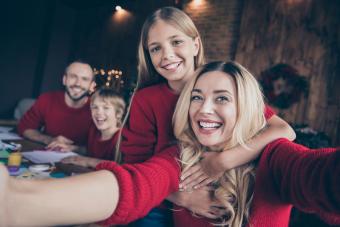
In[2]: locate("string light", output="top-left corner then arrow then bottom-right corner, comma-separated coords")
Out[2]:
93,67 -> 124,91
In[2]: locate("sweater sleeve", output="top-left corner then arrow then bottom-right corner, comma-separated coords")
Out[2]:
121,94 -> 157,163
18,95 -> 46,135
264,105 -> 275,120
95,145 -> 180,225
265,139 -> 340,223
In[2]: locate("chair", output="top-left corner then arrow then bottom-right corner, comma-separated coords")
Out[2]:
14,98 -> 35,120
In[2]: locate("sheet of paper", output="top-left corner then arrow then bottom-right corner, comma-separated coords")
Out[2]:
0,126 -> 13,133
0,132 -> 22,140
22,151 -> 78,164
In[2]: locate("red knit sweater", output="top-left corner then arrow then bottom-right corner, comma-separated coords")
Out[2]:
18,91 -> 92,145
87,123 -> 119,160
96,139 -> 340,226
121,83 -> 275,163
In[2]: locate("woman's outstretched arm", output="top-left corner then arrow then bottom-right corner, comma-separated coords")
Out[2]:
1,145 -> 180,227
0,164 -> 119,227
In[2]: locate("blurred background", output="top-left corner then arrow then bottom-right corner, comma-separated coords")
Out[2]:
0,0 -> 339,226
0,0 -> 338,143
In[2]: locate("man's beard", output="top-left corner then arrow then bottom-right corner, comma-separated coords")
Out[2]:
65,86 -> 89,102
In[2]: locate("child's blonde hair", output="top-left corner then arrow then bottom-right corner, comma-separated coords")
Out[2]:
91,88 -> 126,127
116,7 -> 206,160
137,6 -> 205,89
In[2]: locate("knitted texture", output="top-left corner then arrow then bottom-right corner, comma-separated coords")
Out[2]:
18,91 -> 91,145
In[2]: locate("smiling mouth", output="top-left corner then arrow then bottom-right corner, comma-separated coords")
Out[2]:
162,62 -> 181,70
95,119 -> 107,125
198,121 -> 222,129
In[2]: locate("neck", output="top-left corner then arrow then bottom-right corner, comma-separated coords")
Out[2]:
167,80 -> 187,94
100,127 -> 119,141
64,93 -> 88,108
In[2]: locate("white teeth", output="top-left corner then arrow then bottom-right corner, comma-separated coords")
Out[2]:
163,62 -> 180,70
199,121 -> 222,128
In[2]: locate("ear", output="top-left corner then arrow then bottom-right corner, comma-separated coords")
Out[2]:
89,81 -> 96,94
62,74 -> 67,86
193,37 -> 200,57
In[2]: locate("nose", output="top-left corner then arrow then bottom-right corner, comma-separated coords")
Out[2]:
199,99 -> 214,114
162,45 -> 175,60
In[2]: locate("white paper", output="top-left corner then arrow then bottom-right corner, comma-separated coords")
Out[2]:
0,126 -> 13,133
22,151 -> 78,164
0,132 -> 22,140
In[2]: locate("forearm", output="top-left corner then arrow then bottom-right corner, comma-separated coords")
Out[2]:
5,170 -> 118,227
167,192 -> 186,207
220,116 -> 296,170
23,129 -> 53,145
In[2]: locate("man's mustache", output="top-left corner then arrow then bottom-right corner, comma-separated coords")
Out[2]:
69,85 -> 86,91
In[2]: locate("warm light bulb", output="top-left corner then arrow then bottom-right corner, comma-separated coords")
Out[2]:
115,5 -> 122,11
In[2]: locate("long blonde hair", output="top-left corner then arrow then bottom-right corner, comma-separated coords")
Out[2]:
137,6 -> 205,89
173,61 -> 266,226
116,7 -> 206,160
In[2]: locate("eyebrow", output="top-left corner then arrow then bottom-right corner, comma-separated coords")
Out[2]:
148,35 -> 180,47
192,88 -> 232,95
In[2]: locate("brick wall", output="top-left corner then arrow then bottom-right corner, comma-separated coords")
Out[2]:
182,0 -> 339,145
182,0 -> 241,62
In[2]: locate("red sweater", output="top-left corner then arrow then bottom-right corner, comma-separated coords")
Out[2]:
121,83 -> 275,163
18,91 -> 92,145
87,123 -> 119,160
96,139 -> 340,226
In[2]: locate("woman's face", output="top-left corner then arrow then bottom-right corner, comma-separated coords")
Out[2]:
189,71 -> 237,150
90,97 -> 118,133
147,20 -> 199,92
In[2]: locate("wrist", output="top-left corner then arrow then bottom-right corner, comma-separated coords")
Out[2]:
168,192 -> 188,207
219,151 -> 232,171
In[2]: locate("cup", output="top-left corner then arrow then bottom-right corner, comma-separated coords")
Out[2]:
8,152 -> 22,172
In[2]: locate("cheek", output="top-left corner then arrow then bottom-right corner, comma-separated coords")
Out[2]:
150,53 -> 160,65
222,107 -> 237,127
189,105 -> 198,125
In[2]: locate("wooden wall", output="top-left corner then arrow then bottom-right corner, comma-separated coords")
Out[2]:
184,0 -> 339,145
235,0 -> 339,145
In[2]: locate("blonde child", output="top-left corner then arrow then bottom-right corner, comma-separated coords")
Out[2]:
62,88 -> 126,168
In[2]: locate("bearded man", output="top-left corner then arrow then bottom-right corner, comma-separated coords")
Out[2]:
18,61 -> 95,151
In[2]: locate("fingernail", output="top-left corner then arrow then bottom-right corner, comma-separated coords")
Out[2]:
193,186 -> 198,189
179,184 -> 183,188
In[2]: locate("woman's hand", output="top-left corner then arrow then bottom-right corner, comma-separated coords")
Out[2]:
199,151 -> 226,178
61,156 -> 101,168
46,141 -> 79,152
0,164 -> 10,226
169,186 -> 226,219
180,152 -> 226,190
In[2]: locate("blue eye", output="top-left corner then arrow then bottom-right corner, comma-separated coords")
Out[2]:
149,46 -> 161,53
172,40 -> 183,46
191,95 -> 203,101
216,96 -> 230,103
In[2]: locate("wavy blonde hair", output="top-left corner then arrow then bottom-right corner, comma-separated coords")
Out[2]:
173,61 -> 266,226
137,6 -> 205,89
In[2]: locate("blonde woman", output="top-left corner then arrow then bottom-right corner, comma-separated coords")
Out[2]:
0,61 -> 339,227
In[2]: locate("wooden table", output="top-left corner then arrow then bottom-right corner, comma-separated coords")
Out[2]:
5,139 -> 92,175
